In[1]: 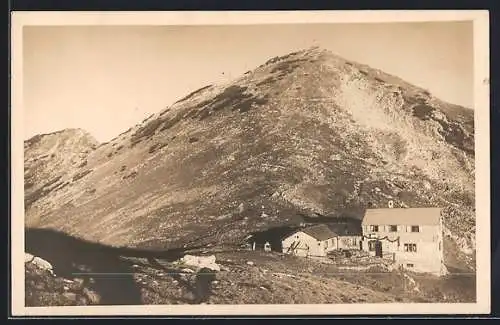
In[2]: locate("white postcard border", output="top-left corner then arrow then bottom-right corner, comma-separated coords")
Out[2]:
10,10 -> 491,316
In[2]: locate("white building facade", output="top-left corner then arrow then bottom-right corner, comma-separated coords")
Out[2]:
361,207 -> 446,276
282,224 -> 337,257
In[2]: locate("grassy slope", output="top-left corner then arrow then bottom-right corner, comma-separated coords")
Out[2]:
24,47 -> 475,272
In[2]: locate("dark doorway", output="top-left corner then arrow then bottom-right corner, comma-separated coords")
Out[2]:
359,240 -> 363,251
375,240 -> 383,257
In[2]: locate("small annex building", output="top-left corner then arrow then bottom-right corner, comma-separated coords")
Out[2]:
281,224 -> 362,257
328,222 -> 363,251
282,224 -> 336,257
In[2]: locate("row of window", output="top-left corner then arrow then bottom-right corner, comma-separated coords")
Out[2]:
368,241 -> 418,252
368,241 -> 442,252
293,235 -> 359,248
324,237 -> 358,248
368,225 -> 420,233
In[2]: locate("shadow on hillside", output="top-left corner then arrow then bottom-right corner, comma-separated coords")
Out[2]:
25,228 -> 142,305
249,226 -> 301,252
25,228 -> 204,305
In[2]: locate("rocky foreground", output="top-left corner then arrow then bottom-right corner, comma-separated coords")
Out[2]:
25,248 -> 476,306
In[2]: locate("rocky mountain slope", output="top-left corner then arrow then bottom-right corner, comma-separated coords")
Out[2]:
24,128 -> 98,210
24,47 -> 475,270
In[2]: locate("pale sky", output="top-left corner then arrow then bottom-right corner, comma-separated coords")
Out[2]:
23,22 -> 473,143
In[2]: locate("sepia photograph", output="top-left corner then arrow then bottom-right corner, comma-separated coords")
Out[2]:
10,11 -> 490,316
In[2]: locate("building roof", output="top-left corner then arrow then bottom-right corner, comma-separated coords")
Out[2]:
362,208 -> 442,226
327,223 -> 362,236
299,224 -> 337,241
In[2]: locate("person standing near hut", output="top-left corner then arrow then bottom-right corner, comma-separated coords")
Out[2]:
264,242 -> 271,252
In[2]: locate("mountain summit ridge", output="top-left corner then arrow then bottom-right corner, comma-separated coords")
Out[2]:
24,47 -> 475,270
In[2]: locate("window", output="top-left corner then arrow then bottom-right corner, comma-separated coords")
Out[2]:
325,241 -> 329,248
406,263 -> 414,268
370,225 -> 379,232
411,225 -> 420,232
389,225 -> 398,232
404,243 -> 417,252
368,240 -> 377,251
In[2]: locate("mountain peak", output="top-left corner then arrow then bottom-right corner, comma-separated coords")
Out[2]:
24,48 -> 475,266
25,128 -> 98,148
